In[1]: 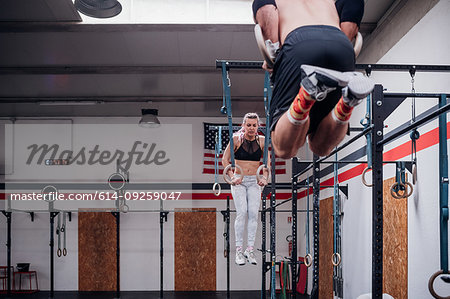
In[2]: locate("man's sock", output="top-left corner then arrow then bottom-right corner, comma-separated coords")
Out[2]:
287,87 -> 315,125
332,97 -> 354,123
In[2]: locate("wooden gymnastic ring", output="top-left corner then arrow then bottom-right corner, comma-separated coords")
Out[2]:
108,173 -> 126,191
63,248 -> 67,256
428,270 -> 450,299
304,254 -> 313,268
42,185 -> 58,202
213,182 -> 221,196
254,24 -> 274,69
404,182 -> 413,197
362,167 -> 373,187
354,32 -> 363,58
120,203 -> 129,213
224,250 -> 228,258
57,248 -> 62,257
332,252 -> 341,266
223,164 -> 243,185
390,182 -> 404,199
256,164 -> 269,182
390,182 -> 413,199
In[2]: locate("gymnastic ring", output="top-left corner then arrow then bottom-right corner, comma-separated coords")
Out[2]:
256,164 -> 270,182
353,32 -> 363,58
413,163 -> 417,185
428,270 -> 450,299
63,248 -> 67,256
390,182 -> 404,199
254,24 -> 274,69
361,167 -> 373,187
60,225 -> 65,233
108,172 -> 126,191
304,254 -> 313,268
213,182 -> 221,197
223,164 -> 243,185
390,182 -> 413,199
57,248 -> 62,257
120,203 -> 129,213
41,185 -> 58,202
332,252 -> 341,267
404,182 -> 413,197
224,250 -> 228,258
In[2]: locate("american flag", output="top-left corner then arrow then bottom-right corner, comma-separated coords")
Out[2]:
202,122 -> 286,175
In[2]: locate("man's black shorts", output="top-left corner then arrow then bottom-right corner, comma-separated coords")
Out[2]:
270,25 -> 355,135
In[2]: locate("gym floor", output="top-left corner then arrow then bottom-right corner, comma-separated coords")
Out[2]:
4,291 -> 310,299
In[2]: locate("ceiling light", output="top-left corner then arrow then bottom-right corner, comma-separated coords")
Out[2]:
139,109 -> 161,128
75,0 -> 122,19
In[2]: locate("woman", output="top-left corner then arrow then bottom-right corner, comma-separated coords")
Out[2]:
222,112 -> 270,266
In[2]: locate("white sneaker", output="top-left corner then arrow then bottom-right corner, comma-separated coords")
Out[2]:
301,65 -> 350,101
235,249 -> 246,266
342,71 -> 375,107
244,248 -> 257,265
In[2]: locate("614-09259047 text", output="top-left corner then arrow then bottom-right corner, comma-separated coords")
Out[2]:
9,191 -> 182,201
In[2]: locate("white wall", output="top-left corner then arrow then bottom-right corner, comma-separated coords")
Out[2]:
0,116 -> 294,291
309,1 -> 450,297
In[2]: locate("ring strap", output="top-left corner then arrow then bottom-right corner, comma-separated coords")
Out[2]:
221,61 -> 235,168
262,72 -> 271,167
62,212 -> 67,256
57,213 -> 61,257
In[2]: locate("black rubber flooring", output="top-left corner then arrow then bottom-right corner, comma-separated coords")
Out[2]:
1,291 -> 310,299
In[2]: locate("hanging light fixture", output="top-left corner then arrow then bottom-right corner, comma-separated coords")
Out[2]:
75,0 -> 122,19
139,109 -> 161,128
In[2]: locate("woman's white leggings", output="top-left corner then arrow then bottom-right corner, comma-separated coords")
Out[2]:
231,176 -> 262,247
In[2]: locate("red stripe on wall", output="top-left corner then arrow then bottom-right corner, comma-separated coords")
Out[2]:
0,192 -> 292,201
203,160 -> 285,166
203,168 -> 286,175
296,123 -> 447,199
204,153 -> 223,158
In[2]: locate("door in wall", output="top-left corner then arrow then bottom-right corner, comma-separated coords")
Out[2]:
383,177 -> 408,299
174,208 -> 216,291
319,196 -> 334,298
78,212 -> 117,291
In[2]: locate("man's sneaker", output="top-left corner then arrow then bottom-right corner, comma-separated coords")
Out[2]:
244,248 -> 257,265
235,249 -> 246,266
342,71 -> 375,107
301,65 -> 350,101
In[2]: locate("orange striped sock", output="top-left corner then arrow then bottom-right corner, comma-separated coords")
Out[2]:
332,97 -> 354,122
287,87 -> 315,125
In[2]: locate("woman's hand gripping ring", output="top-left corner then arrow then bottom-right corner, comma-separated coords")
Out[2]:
256,164 -> 270,182
223,164 -> 243,185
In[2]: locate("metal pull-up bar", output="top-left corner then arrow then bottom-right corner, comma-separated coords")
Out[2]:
215,60 -> 450,72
